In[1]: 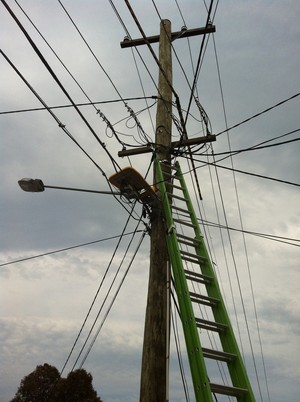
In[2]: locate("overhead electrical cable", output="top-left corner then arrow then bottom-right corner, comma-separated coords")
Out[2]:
204,151 -> 234,309
79,226 -> 147,368
199,219 -> 300,247
168,1 -> 216,204
216,92 -> 300,137
0,96 -> 157,116
2,0 -> 121,172
200,131 -> 300,158
58,0 -> 150,149
171,306 -> 191,402
209,32 -> 260,375
0,49 -> 107,176
107,0 -> 156,134
2,1 -> 148,220
0,231 -> 144,268
58,0 -> 122,101
184,0 -> 214,126
151,0 -> 195,95
59,206 -> 140,376
188,158 -> 300,188
174,0 -> 217,139
213,32 -> 270,399
123,0 -> 188,141
130,48 -> 156,135
152,0 -> 213,144
14,0 -> 130,149
108,0 -> 159,93
0,49 -> 145,221
151,0 -> 214,142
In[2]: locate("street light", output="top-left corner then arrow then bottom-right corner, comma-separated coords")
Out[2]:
18,178 -> 45,192
18,178 -> 121,196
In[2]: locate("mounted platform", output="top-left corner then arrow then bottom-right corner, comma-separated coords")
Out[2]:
109,167 -> 157,206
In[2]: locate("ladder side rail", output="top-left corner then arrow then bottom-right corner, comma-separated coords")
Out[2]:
155,159 -> 214,402
174,162 -> 256,401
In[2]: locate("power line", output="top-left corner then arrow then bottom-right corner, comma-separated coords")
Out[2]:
185,155 -> 300,187
0,49 -> 108,177
198,129 -> 300,158
107,0 -> 157,136
79,227 -> 147,369
1,0 -> 120,172
60,207 -> 141,376
0,231 -> 144,268
58,0 -> 152,150
199,219 -> 300,247
0,96 -> 157,115
58,0 -> 123,101
108,0 -> 159,93
184,0 -> 214,126
124,0 -> 188,140
216,92 -> 300,137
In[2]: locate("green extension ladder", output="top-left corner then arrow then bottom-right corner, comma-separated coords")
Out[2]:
155,159 -> 256,402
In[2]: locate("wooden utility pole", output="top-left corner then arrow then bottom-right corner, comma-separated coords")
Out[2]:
119,19 -> 216,402
139,19 -> 172,402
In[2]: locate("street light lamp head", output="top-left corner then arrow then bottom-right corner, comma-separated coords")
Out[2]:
18,178 -> 45,192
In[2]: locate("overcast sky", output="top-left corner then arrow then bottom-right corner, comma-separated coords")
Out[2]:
1,1 -> 299,401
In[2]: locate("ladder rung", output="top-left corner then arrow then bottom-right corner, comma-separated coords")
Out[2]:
195,318 -> 227,333
168,182 -> 183,191
210,383 -> 248,397
172,205 -> 191,215
178,238 -> 198,247
173,218 -> 196,228
177,233 -> 201,246
159,161 -> 176,170
184,270 -> 212,284
162,171 -> 180,180
202,347 -> 236,363
168,193 -> 186,202
182,255 -> 203,264
181,250 -> 206,262
189,292 -> 219,307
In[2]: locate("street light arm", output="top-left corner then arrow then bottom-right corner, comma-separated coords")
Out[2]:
18,178 -> 121,195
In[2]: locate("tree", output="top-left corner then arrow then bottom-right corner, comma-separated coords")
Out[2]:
11,363 -> 102,402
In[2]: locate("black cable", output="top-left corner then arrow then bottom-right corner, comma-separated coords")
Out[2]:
2,10 -> 144,220
123,0 -> 188,141
58,0 -> 153,150
0,96 -> 157,115
58,0 -> 123,101
184,0 -> 214,126
0,49 -> 108,177
60,206 -> 139,376
199,219 -> 300,247
184,156 -> 300,188
14,0 -> 143,150
196,129 -> 300,158
108,0 -> 159,94
79,226 -> 147,368
171,305 -> 191,402
216,92 -> 300,137
1,0 -> 121,172
0,231 -> 144,268
1,51 -> 147,227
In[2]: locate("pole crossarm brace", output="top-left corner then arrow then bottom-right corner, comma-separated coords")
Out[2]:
118,134 -> 216,157
120,24 -> 216,48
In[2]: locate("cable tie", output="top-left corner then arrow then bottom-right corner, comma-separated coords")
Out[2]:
167,224 -> 176,235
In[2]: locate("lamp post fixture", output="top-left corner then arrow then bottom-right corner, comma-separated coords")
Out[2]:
18,178 -> 121,196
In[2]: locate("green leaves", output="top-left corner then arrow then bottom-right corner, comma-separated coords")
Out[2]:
11,363 -> 102,402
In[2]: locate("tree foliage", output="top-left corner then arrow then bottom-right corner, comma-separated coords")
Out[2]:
11,363 -> 102,402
